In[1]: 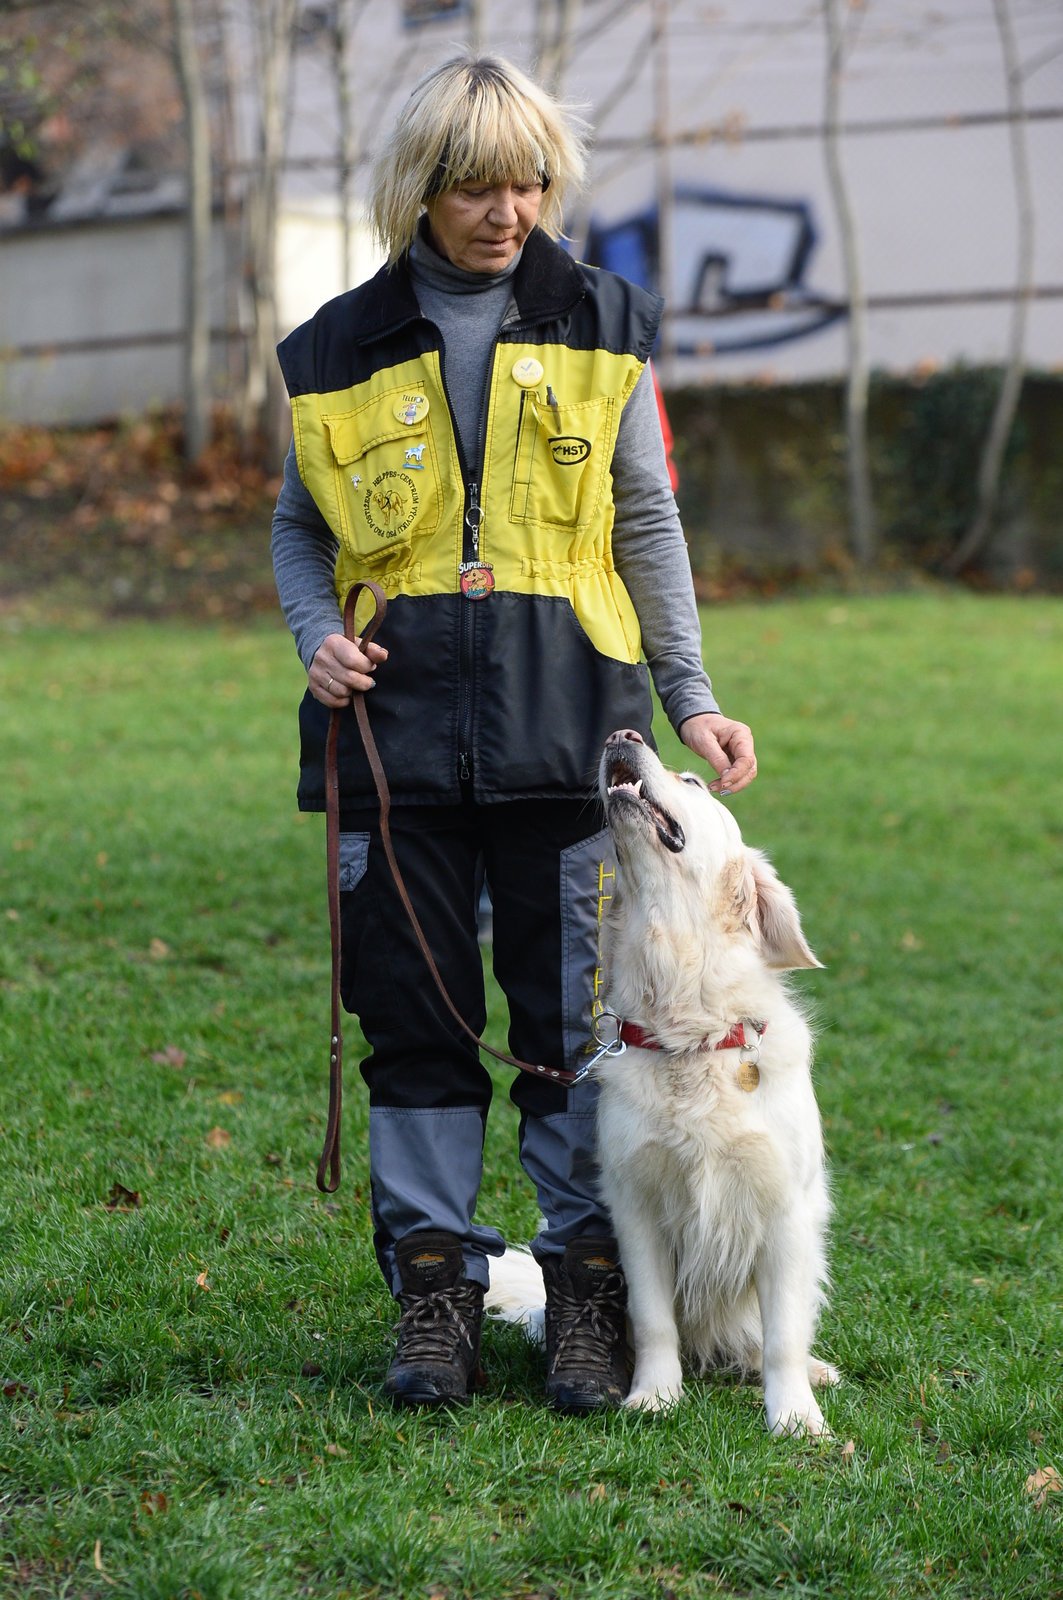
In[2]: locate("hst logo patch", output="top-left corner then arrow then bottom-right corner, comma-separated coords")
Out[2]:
550,436 -> 591,466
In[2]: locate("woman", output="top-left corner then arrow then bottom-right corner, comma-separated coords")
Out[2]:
271,53 -> 757,1411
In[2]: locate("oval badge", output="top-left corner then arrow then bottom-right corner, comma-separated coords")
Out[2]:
549,436 -> 591,466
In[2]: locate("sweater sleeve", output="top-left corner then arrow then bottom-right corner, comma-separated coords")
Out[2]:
611,365 -> 720,728
270,441 -> 344,671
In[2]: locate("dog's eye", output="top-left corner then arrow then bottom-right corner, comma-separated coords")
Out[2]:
679,774 -> 706,789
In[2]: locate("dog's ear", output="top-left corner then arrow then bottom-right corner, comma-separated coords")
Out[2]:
743,848 -> 823,970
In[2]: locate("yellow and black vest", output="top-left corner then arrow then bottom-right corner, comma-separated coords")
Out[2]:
277,228 -> 663,808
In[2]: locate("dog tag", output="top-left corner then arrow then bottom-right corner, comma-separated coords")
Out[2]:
736,1060 -> 760,1092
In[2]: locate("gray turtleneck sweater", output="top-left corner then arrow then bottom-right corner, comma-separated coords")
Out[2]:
271,229 -> 719,731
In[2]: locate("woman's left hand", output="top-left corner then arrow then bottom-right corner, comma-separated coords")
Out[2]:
679,712 -> 758,795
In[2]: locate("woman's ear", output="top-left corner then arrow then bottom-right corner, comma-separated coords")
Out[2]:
744,848 -> 823,971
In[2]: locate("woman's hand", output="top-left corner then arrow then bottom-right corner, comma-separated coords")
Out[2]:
679,712 -> 758,795
309,632 -> 389,706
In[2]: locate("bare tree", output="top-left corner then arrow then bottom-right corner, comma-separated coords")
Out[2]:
944,0 -> 1034,576
331,0 -> 372,292
822,0 -> 875,567
171,0 -> 213,461
536,0 -> 581,93
238,0 -> 298,464
467,0 -> 484,53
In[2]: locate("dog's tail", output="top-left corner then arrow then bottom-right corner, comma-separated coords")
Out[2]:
485,1246 -> 546,1345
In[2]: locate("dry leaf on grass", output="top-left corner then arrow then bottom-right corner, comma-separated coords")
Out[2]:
205,1127 -> 231,1149
148,938 -> 170,960
195,1272 -> 211,1291
150,1046 -> 187,1068
104,1183 -> 141,1211
1025,1465 -> 1061,1509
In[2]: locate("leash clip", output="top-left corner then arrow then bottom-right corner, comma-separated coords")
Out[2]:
571,1010 -> 627,1084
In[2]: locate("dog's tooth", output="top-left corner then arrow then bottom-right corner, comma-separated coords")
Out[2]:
634,778 -> 643,795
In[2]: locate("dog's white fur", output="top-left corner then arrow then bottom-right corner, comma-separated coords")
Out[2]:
487,733 -> 838,1435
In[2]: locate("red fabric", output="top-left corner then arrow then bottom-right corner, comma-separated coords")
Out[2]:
618,1020 -> 758,1053
651,364 -> 679,493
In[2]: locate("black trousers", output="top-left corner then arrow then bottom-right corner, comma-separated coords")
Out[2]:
335,796 -> 617,1288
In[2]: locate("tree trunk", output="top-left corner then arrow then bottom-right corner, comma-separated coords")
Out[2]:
334,0 -> 371,292
822,0 -> 875,567
241,0 -> 297,467
171,0 -> 212,462
536,0 -> 580,92
944,0 -> 1033,576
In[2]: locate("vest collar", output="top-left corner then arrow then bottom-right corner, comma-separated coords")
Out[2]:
353,227 -> 587,346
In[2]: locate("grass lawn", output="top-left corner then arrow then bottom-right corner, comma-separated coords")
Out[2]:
1,592 -> 1060,1599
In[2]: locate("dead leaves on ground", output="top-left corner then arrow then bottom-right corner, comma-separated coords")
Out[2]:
1026,1465 -> 1061,1510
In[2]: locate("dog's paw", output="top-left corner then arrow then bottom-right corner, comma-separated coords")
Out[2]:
807,1357 -> 841,1388
766,1395 -> 831,1438
625,1381 -> 683,1412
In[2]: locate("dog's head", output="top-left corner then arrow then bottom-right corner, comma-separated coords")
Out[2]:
599,730 -> 821,973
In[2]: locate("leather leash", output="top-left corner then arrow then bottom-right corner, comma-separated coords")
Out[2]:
317,579 -> 576,1193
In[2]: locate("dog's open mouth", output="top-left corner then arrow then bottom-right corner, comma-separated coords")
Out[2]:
605,754 -> 686,854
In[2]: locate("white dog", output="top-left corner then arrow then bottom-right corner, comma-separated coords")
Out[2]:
489,729 -> 838,1435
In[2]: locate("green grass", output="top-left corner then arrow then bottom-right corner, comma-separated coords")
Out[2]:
1,593 -> 1060,1600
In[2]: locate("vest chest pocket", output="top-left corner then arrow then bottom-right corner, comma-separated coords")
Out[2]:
324,397 -> 443,561
509,394 -> 614,530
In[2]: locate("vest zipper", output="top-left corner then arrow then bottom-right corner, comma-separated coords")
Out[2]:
438,332 -> 507,794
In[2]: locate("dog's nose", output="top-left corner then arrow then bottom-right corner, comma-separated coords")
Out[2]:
607,728 -> 644,746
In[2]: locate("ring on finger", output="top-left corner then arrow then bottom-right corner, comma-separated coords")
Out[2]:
326,674 -> 335,693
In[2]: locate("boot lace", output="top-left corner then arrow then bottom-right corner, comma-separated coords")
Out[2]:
393,1284 -> 481,1363
548,1270 -> 627,1371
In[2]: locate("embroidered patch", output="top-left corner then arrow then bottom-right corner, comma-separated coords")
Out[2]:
364,470 -> 419,539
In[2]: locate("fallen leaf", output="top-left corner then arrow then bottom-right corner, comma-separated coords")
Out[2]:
216,1090 -> 243,1106
1026,1465 -> 1061,1509
204,1127 -> 231,1150
195,1272 -> 210,1291
588,1481 -> 607,1501
139,1490 -> 168,1516
900,930 -> 924,952
148,937 -> 170,960
841,1439 -> 856,1462
104,1183 -> 141,1211
150,1046 -> 187,1068
324,1443 -> 347,1457
2,1380 -> 37,1399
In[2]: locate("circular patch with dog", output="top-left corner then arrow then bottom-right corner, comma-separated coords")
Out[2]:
363,471 -> 419,539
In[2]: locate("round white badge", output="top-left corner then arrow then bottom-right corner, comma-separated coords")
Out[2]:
511,357 -> 545,389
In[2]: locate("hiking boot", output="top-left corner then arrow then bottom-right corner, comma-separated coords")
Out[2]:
541,1236 -> 631,1412
384,1230 -> 485,1406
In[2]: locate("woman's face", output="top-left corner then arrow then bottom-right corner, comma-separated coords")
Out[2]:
425,180 -> 543,273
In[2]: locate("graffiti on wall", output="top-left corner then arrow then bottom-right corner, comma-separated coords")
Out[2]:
584,187 -> 843,356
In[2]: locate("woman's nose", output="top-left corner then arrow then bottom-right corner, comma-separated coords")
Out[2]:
488,187 -> 519,224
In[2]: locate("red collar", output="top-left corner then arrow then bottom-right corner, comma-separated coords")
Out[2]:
618,1019 -> 764,1053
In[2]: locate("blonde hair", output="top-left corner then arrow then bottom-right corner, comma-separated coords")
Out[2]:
370,53 -> 588,263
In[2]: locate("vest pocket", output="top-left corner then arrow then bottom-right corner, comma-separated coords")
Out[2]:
509,394 -> 614,530
324,396 -> 442,561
